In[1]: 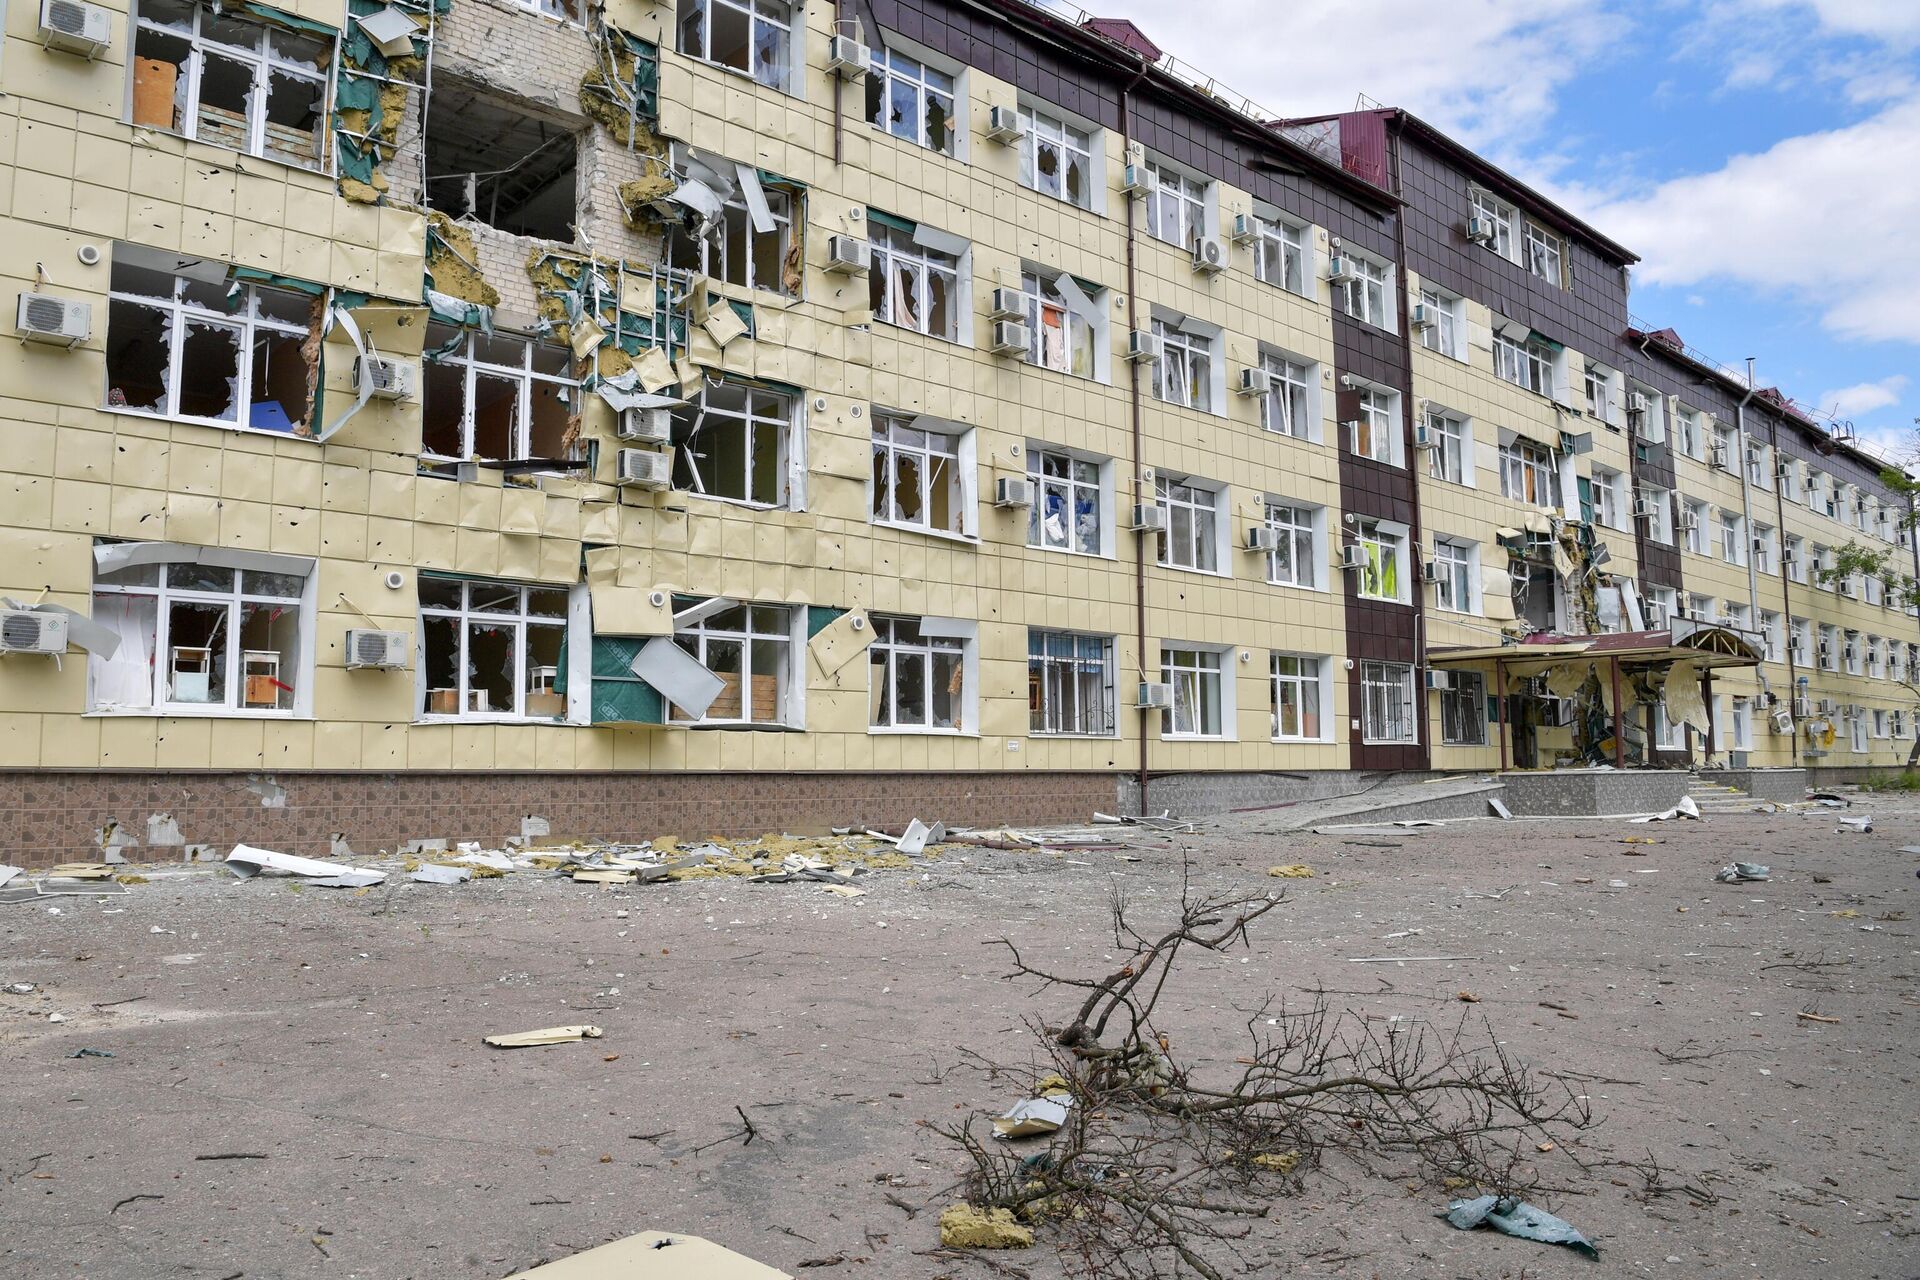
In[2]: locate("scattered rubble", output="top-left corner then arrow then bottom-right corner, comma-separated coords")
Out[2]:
506,1230 -> 791,1278
485,1025 -> 603,1049
938,1205 -> 1034,1250
1439,1194 -> 1598,1258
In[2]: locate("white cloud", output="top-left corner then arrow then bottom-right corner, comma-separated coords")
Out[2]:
1082,0 -> 1622,151
1819,376 -> 1910,418
1572,93 -> 1920,344
1740,0 -> 1920,42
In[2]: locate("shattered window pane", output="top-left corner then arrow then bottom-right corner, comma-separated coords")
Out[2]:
178,319 -> 242,422
106,299 -> 169,411
869,222 -> 960,340
1019,107 -> 1094,209
708,0 -> 750,70
871,414 -> 964,535
868,51 -> 955,154
194,52 -> 253,151
263,68 -> 326,167
671,380 -> 793,507
671,601 -> 792,726
870,614 -> 967,731
421,578 -> 574,721
1019,272 -> 1097,377
469,371 -> 518,460
421,328 -> 579,462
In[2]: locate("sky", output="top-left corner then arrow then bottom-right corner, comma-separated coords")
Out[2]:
1086,0 -> 1920,460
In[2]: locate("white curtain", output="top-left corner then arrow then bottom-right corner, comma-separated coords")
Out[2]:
90,593 -> 157,710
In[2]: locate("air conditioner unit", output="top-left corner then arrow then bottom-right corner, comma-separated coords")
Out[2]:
988,287 -> 1025,320
1413,419 -> 1437,450
344,628 -> 408,670
1327,256 -> 1357,284
1676,509 -> 1697,532
1236,367 -> 1272,397
1409,303 -> 1435,330
1245,525 -> 1279,552
37,0 -> 111,56
825,32 -> 868,79
1633,495 -> 1659,519
1839,579 -> 1857,599
615,447 -> 671,490
618,405 -> 672,443
1817,644 -> 1832,665
1136,681 -> 1174,709
994,475 -> 1035,508
1130,503 -> 1169,533
1124,330 -> 1161,363
1229,212 -> 1258,244
0,608 -> 68,655
1818,697 -> 1839,715
1340,544 -> 1369,571
984,105 -> 1024,143
989,320 -> 1030,355
1425,669 -> 1453,690
824,235 -> 869,274
1120,164 -> 1151,197
1771,708 -> 1794,735
356,356 -> 413,400
1709,443 -> 1729,469
1792,695 -> 1812,716
1466,217 -> 1496,245
1191,235 -> 1228,274
15,292 -> 89,346
1419,558 -> 1441,584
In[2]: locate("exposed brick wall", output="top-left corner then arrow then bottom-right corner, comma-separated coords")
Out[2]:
0,770 -> 1124,869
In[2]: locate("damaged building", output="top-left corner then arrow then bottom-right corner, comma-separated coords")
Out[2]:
1,0 -> 1915,862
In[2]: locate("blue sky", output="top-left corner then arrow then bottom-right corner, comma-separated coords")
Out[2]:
1092,0 -> 1920,458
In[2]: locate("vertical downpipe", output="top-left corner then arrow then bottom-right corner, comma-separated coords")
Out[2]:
1385,119 -> 1425,769
1120,68 -> 1150,815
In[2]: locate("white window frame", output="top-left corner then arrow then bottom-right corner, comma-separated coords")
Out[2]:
1270,652 -> 1330,742
1591,465 -> 1625,530
869,614 -> 972,733
1819,623 -> 1839,672
1018,271 -> 1099,378
1869,635 -> 1886,678
1524,222 -> 1563,285
1785,534 -> 1807,583
1762,611 -> 1785,663
1028,631 -> 1115,737
1155,475 -> 1225,574
88,546 -> 315,717
1259,348 -> 1317,440
677,0 -> 795,93
1432,536 -> 1478,614
1492,331 -> 1555,395
1354,518 -> 1408,603
1417,287 -> 1464,360
1500,437 -> 1560,508
1753,524 -> 1777,574
417,576 -> 577,724
1469,189 -> 1517,260
422,323 -> 578,463
672,379 -> 802,509
665,165 -> 796,297
1681,499 -> 1707,555
869,220 -> 961,341
106,251 -> 318,435
1026,444 -> 1109,557
1845,629 -> 1863,676
1647,586 -> 1678,630
130,0 -> 332,171
1143,160 -> 1209,250
1349,386 -> 1399,466
1791,616 -> 1813,666
870,411 -> 976,539
1440,669 -> 1488,746
1720,512 -> 1747,567
1337,250 -> 1393,330
1151,316 -> 1216,413
1360,659 -> 1418,745
1263,500 -> 1322,590
1674,407 -> 1701,460
1161,644 -> 1228,739
670,601 -> 801,727
1642,485 -> 1675,545
869,48 -> 958,154
1424,406 -> 1471,486
1253,215 -> 1307,296
1018,105 -> 1094,208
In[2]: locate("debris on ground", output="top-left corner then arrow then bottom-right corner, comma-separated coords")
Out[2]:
1632,795 -> 1702,823
226,845 -> 386,889
505,1230 -> 793,1278
485,1025 -> 604,1049
1714,862 -> 1770,883
1838,816 -> 1875,833
1438,1194 -> 1598,1258
938,1204 -> 1035,1250
67,1048 -> 114,1059
1267,863 -> 1315,878
991,1096 -> 1070,1140
410,863 -> 473,885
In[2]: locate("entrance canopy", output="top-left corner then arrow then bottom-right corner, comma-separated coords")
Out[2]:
1428,622 -> 1763,676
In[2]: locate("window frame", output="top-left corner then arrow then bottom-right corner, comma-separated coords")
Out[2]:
1349,386 -> 1398,465
1432,536 -> 1478,614
1424,406 -> 1470,485
671,379 -> 802,509
1337,250 -> 1392,330
1360,659 -> 1418,745
1263,499 -> 1321,590
868,48 -> 957,155
1155,475 -> 1224,575
1143,160 -> 1208,250
664,171 -> 797,297
1252,215 -> 1307,296
1523,222 -> 1563,286
1161,644 -> 1227,739
870,411 -> 974,539
670,601 -> 800,728
1151,316 -> 1216,413
1026,444 -> 1108,557
1259,349 -> 1316,440
1018,104 -> 1094,208
868,220 -> 961,341
421,323 -> 578,464
676,0 -> 795,93
1028,630 -> 1116,737
1492,331 -> 1555,395
1018,271 -> 1098,378
1440,670 -> 1488,745
1469,189 -> 1517,260
1354,518 -> 1408,603
417,576 -> 576,724
1270,652 -> 1329,742
1499,437 -> 1560,509
868,614 -> 971,733
1417,286 -> 1463,359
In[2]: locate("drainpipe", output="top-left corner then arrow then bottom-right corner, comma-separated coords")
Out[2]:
1734,359 -> 1761,640
1384,118 -> 1428,768
1119,62 -> 1151,816
1764,405 -> 1801,762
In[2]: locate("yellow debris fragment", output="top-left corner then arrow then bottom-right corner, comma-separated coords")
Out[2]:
1268,864 -> 1315,879
938,1204 -> 1034,1250
1250,1150 -> 1301,1173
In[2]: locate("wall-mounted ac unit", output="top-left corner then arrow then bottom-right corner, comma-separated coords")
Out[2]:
993,475 -> 1035,508
1675,509 -> 1697,532
989,320 -> 1030,355
616,448 -> 671,489
15,293 -> 90,346
1466,217 -> 1496,245
1413,420 -> 1437,450
1191,236 -> 1228,275
825,33 -> 868,79
356,356 -> 413,400
344,628 -> 408,670
1340,544 -> 1369,571
1236,367 -> 1271,397
1136,681 -> 1174,709
618,405 -> 672,443
1229,212 -> 1258,244
1709,443 -> 1729,469
1419,558 -> 1441,584
1120,164 -> 1151,197
1410,303 -> 1435,330
1124,330 -> 1161,362
1771,708 -> 1794,734
988,287 -> 1025,320
1130,503 -> 1168,532
1792,695 -> 1812,716
985,105 -> 1024,143
38,0 -> 111,57
1327,256 -> 1358,283
1245,525 -> 1278,552
824,235 -> 869,274
1425,669 -> 1453,690
0,609 -> 68,655
1633,496 -> 1659,519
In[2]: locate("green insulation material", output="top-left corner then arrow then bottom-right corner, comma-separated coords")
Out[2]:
555,635 -> 666,725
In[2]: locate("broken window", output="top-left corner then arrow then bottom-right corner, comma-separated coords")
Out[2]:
1354,519 -> 1406,602
1253,216 -> 1306,295
131,0 -> 329,169
1143,161 -> 1207,249
664,166 -> 798,297
668,380 -> 794,506
1260,350 -> 1314,438
421,323 -> 576,462
106,249 -> 318,433
418,576 -> 571,720
425,84 -> 579,241
1270,654 -> 1324,741
1156,475 -> 1220,573
1161,645 -> 1224,738
870,615 -> 966,731
1019,106 -> 1092,208
512,0 -> 580,20
1263,501 -> 1319,589
867,50 -> 955,154
1028,631 -> 1113,736
1026,446 -> 1102,556
1440,671 -> 1487,745
677,0 -> 791,91
1018,272 -> 1095,376
670,602 -> 793,726
1151,318 -> 1213,412
868,221 -> 958,341
90,546 -> 311,714
871,412 -> 964,536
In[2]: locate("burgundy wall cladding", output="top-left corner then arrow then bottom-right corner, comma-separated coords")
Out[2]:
0,770 -> 1123,869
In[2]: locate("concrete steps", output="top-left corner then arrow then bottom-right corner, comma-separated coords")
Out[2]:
1686,776 -> 1756,814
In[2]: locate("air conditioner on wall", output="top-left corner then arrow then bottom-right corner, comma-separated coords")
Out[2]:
1136,681 -> 1174,709
1466,217 -> 1496,245
1120,164 -> 1151,197
1419,558 -> 1441,583
826,33 -> 869,79
989,320 -> 1030,355
1191,236 -> 1228,274
988,287 -> 1025,320
356,356 -> 414,400
1410,303 -> 1435,330
824,235 -> 869,274
993,476 -> 1035,508
1130,503 -> 1169,532
615,448 -> 671,490
38,0 -> 111,57
1236,367 -> 1272,397
1327,256 -> 1358,283
1124,330 -> 1161,363
344,628 -> 408,670
1245,525 -> 1279,552
618,406 -> 672,443
1340,544 -> 1369,571
1229,212 -> 1258,244
1425,669 -> 1453,690
985,105 -> 1024,143
0,609 -> 68,655
15,293 -> 90,346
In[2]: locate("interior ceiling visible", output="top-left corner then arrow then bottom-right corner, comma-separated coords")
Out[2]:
425,81 -> 579,240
